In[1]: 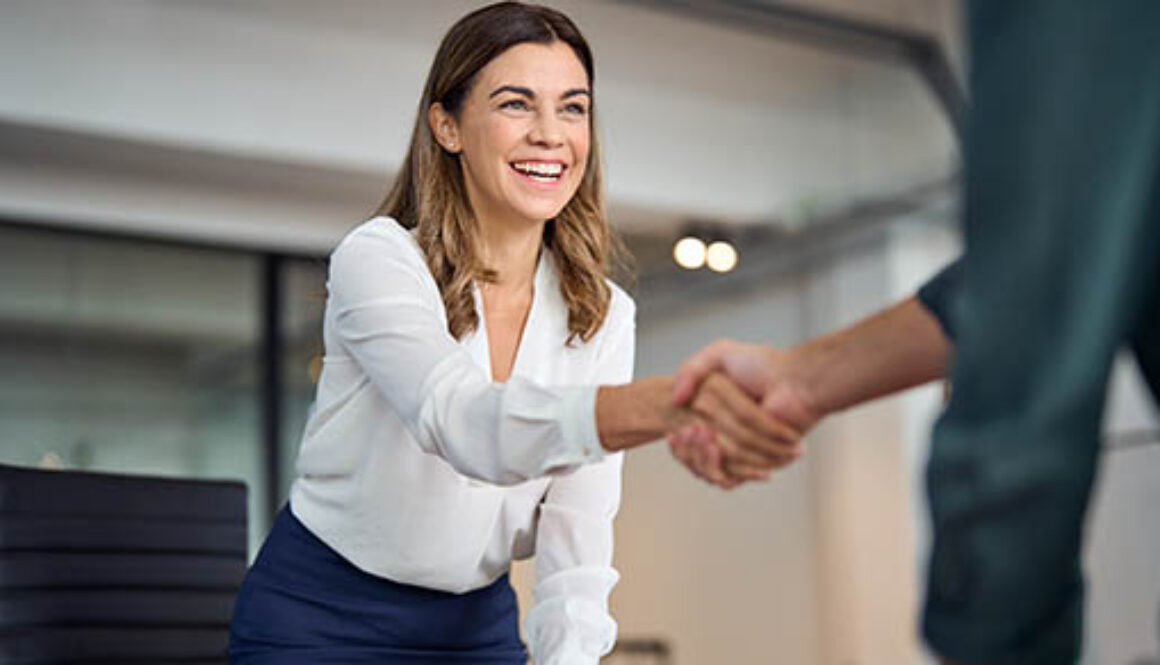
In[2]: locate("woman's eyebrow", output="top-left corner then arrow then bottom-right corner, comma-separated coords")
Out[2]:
489,85 -> 534,99
488,86 -> 592,100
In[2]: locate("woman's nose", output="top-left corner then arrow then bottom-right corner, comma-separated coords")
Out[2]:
528,111 -> 565,147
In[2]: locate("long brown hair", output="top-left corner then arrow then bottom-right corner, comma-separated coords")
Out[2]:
376,1 -> 627,344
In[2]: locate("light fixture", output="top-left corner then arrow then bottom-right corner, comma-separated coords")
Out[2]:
673,236 -> 707,270
706,240 -> 738,273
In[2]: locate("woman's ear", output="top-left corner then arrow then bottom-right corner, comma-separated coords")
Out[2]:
428,103 -> 461,154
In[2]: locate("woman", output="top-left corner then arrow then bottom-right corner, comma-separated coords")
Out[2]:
229,3 -> 800,663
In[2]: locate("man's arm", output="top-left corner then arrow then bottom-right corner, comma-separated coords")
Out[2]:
670,295 -> 952,485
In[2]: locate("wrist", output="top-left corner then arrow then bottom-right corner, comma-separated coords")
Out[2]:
779,344 -> 831,422
596,377 -> 675,452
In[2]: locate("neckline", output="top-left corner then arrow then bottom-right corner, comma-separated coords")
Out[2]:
474,251 -> 548,383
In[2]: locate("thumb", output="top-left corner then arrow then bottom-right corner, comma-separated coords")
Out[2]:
672,341 -> 731,406
761,386 -> 817,434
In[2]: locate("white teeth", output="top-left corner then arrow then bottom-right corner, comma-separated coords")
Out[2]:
513,162 -> 563,177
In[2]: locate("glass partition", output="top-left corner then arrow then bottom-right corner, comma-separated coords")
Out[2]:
0,225 -> 271,553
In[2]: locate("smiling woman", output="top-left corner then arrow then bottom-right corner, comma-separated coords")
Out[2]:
227,3 -> 801,664
432,43 -> 591,227
382,5 -> 613,347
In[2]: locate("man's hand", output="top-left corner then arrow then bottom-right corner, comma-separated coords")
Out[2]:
674,372 -> 805,488
674,340 -> 818,428
669,341 -> 820,487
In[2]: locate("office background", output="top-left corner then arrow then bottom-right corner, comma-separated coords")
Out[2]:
1,1 -> 1157,663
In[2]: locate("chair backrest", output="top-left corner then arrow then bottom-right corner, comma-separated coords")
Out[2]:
0,463 -> 247,665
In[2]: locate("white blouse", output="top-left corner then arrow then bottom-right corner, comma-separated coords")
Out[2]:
289,216 -> 633,665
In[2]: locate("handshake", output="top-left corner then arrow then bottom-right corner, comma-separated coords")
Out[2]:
597,298 -> 949,488
597,339 -> 823,490
667,340 -> 821,489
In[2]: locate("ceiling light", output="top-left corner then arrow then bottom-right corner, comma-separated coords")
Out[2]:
706,240 -> 738,273
673,236 -> 707,270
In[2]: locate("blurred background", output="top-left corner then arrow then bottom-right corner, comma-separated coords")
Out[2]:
0,1 -> 1157,663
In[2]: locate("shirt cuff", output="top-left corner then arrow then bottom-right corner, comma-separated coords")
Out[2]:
526,568 -> 620,665
916,258 -> 963,341
557,385 -> 606,464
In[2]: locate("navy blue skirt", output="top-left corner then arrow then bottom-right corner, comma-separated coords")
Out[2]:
229,506 -> 527,664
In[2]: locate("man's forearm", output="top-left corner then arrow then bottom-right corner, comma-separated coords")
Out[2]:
788,296 -> 951,417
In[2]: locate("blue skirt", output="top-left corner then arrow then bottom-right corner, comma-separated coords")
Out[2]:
229,506 -> 527,664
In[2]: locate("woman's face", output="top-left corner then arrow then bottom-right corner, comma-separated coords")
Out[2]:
432,41 -> 591,229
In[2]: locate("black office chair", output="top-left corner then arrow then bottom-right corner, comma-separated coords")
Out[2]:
0,463 -> 248,664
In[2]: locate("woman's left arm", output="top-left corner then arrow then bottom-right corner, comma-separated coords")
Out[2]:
524,291 -> 634,665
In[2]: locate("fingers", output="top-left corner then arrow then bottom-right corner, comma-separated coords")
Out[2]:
712,428 -> 800,477
667,427 -> 702,474
721,457 -> 773,483
669,426 -> 780,489
685,425 -> 734,488
672,339 -> 733,407
691,373 -> 802,467
668,425 -> 740,489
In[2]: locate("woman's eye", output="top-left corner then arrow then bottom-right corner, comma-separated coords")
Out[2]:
563,103 -> 588,116
500,99 -> 531,111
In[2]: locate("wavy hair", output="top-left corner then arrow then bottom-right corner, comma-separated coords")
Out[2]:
376,1 -> 628,344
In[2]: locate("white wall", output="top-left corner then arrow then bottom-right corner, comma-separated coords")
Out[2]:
0,0 -> 958,249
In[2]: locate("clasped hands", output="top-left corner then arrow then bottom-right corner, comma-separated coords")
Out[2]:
665,340 -> 820,489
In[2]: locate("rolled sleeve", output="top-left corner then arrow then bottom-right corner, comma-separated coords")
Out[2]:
526,564 -> 621,664
916,257 -> 963,341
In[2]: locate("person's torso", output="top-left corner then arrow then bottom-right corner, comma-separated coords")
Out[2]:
290,217 -> 608,593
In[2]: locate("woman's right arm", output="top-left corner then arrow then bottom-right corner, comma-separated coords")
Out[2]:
330,221 -> 795,486
596,377 -> 801,471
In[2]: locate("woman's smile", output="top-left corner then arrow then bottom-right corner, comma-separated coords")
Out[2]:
510,160 -> 567,187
